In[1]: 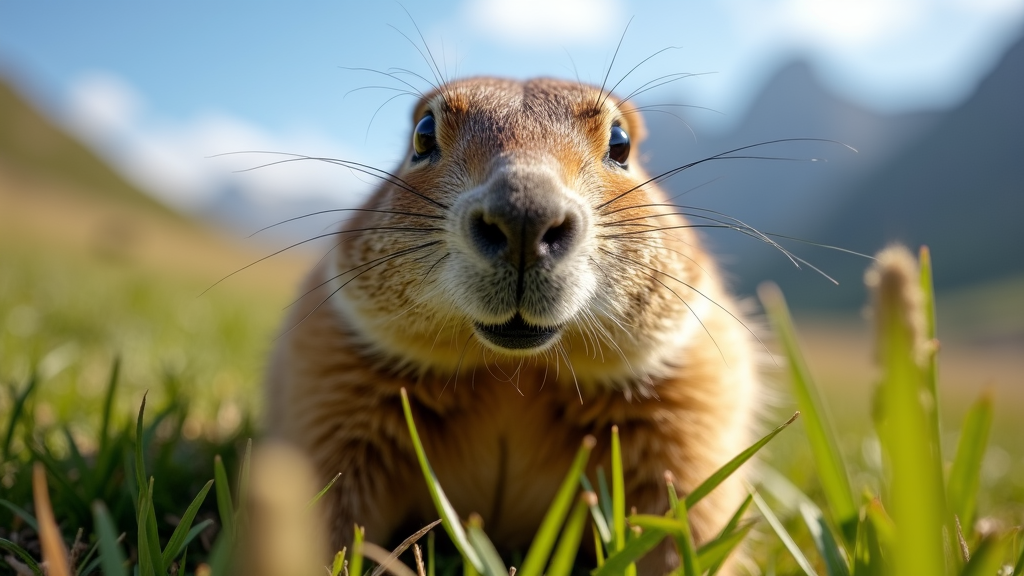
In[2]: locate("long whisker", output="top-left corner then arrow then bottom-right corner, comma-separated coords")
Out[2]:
248,207 -> 443,238
617,72 -> 717,109
366,91 -> 418,143
277,241 -> 442,339
201,226 -> 440,295
601,207 -> 800,268
209,150 -> 448,210
604,224 -> 840,285
392,6 -> 451,109
599,248 -> 726,365
595,138 -> 856,213
595,16 -> 634,110
603,46 -> 680,105
338,66 -> 427,100
555,343 -> 583,405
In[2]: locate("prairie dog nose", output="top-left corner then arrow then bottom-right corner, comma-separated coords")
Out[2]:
467,166 -> 583,268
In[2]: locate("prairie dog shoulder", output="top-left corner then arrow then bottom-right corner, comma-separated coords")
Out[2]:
266,76 -> 759,573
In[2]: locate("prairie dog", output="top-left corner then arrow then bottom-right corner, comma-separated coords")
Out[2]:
265,77 -> 759,573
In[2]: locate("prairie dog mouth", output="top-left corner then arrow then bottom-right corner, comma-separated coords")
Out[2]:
474,313 -> 561,351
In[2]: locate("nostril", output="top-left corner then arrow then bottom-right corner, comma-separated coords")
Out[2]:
470,213 -> 508,256
539,216 -> 576,257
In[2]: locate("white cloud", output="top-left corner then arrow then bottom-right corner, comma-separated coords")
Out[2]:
463,0 -> 625,48
63,71 -> 373,212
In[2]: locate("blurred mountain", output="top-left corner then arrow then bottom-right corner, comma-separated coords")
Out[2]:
0,77 -> 308,288
767,33 -> 1024,310
640,33 -> 1023,310
0,79 -> 178,218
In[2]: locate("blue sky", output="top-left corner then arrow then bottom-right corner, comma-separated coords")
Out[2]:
1,0 -> 1022,210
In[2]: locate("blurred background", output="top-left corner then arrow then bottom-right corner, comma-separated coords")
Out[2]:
0,0 -> 1021,479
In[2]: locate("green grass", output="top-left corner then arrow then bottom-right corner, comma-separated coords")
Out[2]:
2,242 -> 1023,575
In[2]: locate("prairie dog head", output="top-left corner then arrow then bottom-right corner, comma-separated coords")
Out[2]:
328,77 -> 719,386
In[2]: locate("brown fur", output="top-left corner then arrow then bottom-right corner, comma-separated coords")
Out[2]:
265,77 -> 759,574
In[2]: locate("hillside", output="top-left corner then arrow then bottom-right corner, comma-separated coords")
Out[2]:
767,33 -> 1024,310
0,76 -> 308,293
0,78 -> 177,216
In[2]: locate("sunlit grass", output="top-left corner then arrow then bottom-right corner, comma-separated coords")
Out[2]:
2,242 -> 1023,575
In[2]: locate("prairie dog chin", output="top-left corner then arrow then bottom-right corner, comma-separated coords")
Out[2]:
266,76 -> 759,574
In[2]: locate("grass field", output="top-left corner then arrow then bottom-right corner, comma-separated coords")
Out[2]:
2,171 -> 1023,574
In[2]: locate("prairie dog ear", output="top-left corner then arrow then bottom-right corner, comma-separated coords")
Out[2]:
613,98 -> 647,145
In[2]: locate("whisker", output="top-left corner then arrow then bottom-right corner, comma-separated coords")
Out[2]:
391,6 -> 451,109
201,227 -> 439,296
209,150 -> 448,210
595,138 -> 856,213
344,84 -> 419,99
601,208 -> 800,268
615,72 -> 715,109
595,16 -> 634,111
602,46 -> 680,106
759,233 -> 875,260
556,343 -> 582,405
338,66 -> 428,100
599,247 -> 777,365
366,91 -> 419,143
276,241 -> 442,339
598,248 -> 727,365
248,207 -> 444,238
287,240 -> 442,309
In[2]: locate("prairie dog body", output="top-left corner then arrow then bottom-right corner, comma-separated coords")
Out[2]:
266,77 -> 759,573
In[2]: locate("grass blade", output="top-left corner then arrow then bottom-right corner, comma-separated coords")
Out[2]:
98,357 -> 120,463
1,373 -> 37,463
400,388 -> 483,573
370,519 -> 442,576
596,467 -> 613,532
699,522 -> 755,573
350,525 -> 365,576
799,502 -> 851,576
519,435 -> 595,576
161,479 -> 214,565
92,502 -> 128,576
665,475 -> 699,576
960,532 -> 1010,576
752,489 -> 819,576
686,412 -> 799,508
918,246 -> 944,472
142,477 -> 164,576
760,282 -> 857,539
178,519 -> 214,559
214,455 -> 236,540
1014,533 -> 1024,576
134,393 -> 148,495
867,247 -> 946,576
332,548 -> 346,576
546,493 -> 597,576
236,438 -> 252,517
610,425 -> 634,576
591,527 -> 666,576
306,472 -> 342,510
466,514 -> 508,576
594,524 -> 606,568
705,494 -> 754,576
32,463 -> 70,576
580,475 -> 612,545
0,538 -> 44,575
0,499 -> 39,532
947,391 -> 993,536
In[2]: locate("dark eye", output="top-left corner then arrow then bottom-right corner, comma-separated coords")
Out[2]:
608,124 -> 630,166
412,113 -> 437,160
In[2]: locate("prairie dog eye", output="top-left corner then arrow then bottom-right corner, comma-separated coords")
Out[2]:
608,124 -> 630,166
412,113 -> 437,160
